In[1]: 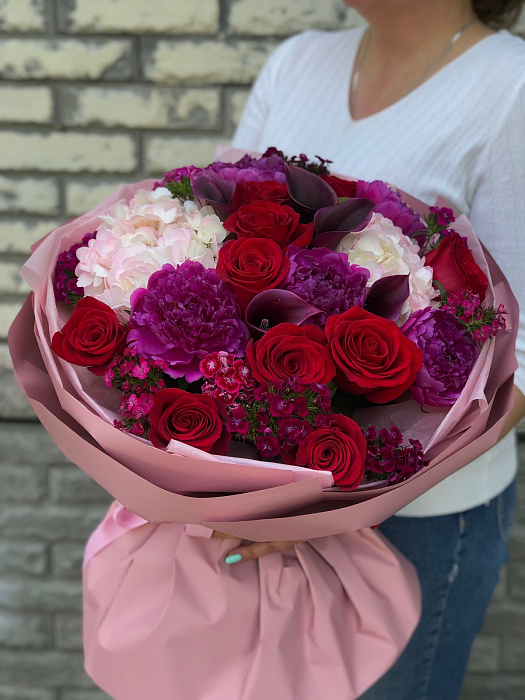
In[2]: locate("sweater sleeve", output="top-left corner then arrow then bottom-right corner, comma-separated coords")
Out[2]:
232,32 -> 310,152
467,79 -> 525,396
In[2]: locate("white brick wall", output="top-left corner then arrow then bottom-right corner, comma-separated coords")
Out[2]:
0,3 -> 524,699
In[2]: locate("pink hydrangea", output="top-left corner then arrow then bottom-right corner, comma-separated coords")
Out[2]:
75,188 -> 228,309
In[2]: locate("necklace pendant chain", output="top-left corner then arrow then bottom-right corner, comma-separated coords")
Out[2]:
351,16 -> 478,105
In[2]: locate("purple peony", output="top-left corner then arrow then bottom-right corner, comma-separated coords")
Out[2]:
401,307 -> 479,407
206,153 -> 287,184
54,231 -> 97,305
128,261 -> 249,383
355,180 -> 424,238
282,246 -> 369,327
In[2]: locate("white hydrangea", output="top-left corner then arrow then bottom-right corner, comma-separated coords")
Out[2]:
75,187 -> 228,309
338,212 -> 438,322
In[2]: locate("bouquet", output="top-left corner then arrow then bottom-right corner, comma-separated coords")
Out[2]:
8,146 -> 518,700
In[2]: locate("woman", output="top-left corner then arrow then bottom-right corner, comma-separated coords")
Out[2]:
216,0 -> 525,697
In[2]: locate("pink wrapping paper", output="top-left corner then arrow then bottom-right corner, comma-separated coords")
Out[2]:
82,501 -> 421,700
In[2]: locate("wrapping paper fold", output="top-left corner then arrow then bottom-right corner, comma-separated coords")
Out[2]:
82,501 -> 421,700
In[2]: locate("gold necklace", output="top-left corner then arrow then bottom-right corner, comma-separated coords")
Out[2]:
350,17 -> 479,112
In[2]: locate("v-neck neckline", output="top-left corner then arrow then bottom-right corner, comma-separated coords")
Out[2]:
346,26 -> 505,125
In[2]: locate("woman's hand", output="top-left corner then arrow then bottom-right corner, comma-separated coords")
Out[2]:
212,530 -> 305,564
499,386 -> 525,441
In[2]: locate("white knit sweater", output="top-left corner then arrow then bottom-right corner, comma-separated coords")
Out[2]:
232,26 -> 525,516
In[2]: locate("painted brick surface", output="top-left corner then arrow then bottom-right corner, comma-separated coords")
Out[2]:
0,3 -> 523,698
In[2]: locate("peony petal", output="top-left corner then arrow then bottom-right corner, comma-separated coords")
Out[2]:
245,289 -> 321,337
365,275 -> 410,321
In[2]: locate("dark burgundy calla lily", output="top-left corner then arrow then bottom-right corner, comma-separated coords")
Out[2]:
285,165 -> 338,219
364,275 -> 410,321
311,198 -> 375,250
245,289 -> 321,338
191,170 -> 236,220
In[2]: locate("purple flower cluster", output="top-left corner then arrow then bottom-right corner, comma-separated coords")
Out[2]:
402,307 -> 480,407
128,261 -> 249,383
153,165 -> 202,190
226,378 -> 332,458
443,291 -> 507,343
364,426 -> 428,484
355,180 -> 424,237
53,231 -> 96,305
283,246 -> 369,327
206,153 -> 287,184
104,348 -> 168,437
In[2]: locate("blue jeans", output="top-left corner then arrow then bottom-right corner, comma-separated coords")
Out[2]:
359,479 -> 516,700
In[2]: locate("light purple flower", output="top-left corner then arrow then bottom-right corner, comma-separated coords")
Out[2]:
355,180 -> 424,237
401,307 -> 479,407
128,261 -> 249,383
282,246 -> 369,327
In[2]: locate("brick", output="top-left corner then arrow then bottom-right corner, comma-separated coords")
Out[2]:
0,541 -> 47,576
50,542 -> 86,578
0,87 -> 53,124
501,634 -> 525,671
461,674 -> 525,700
0,262 -> 29,295
60,691 -> 111,700
0,424 -> 69,465
58,0 -> 219,34
0,39 -> 132,81
0,219 -> 62,254
0,303 -> 23,340
65,180 -> 125,217
0,368 -> 36,420
49,468 -> 111,505
0,505 -> 108,542
227,0 -> 341,36
0,688 -> 55,700
482,600 -> 525,635
0,0 -> 46,32
0,611 -> 52,648
145,135 -> 223,173
143,39 -> 273,85
0,578 -> 82,613
0,651 -> 92,689
55,614 -> 82,650
60,86 -> 220,130
0,132 -> 137,173
0,464 -> 47,503
0,177 -> 58,215
466,634 -> 500,673
508,561 -> 525,599
228,89 -> 249,130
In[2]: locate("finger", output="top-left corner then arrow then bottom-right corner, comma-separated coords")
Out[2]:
225,540 -> 303,564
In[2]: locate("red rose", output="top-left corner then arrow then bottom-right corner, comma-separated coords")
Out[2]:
149,388 -> 230,453
326,307 -> 423,404
295,413 -> 366,490
424,233 -> 488,301
246,323 -> 336,385
224,201 -> 314,249
231,180 -> 289,210
320,174 -> 358,200
50,297 -> 127,375
216,238 -> 290,312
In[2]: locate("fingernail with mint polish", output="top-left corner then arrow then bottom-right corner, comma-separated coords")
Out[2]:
225,553 -> 243,565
